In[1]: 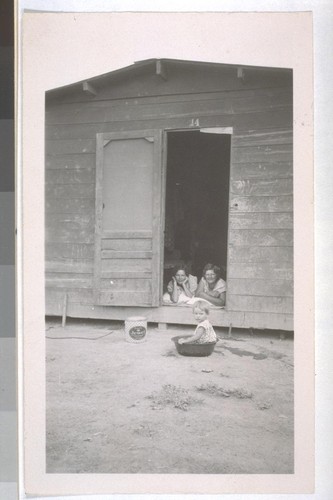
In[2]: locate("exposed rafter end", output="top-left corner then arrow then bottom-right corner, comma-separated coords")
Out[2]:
156,60 -> 168,80
82,81 -> 97,96
237,67 -> 245,82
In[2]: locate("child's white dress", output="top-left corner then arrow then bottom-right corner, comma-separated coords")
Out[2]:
195,319 -> 217,344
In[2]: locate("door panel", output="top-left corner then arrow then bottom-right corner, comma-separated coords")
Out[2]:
102,138 -> 153,230
94,130 -> 162,307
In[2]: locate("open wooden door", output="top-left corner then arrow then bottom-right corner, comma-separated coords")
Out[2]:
94,130 -> 162,307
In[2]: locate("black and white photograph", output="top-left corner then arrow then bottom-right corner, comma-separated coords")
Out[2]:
21,9 -> 314,496
45,58 -> 294,475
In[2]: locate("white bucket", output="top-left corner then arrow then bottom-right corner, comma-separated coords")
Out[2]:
125,316 -> 147,343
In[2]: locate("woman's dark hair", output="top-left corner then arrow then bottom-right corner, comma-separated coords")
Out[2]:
202,263 -> 221,280
173,263 -> 188,276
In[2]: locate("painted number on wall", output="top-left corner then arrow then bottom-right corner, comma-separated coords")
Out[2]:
190,118 -> 200,127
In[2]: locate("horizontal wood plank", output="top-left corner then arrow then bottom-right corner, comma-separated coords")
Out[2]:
241,312 -> 293,330
45,197 -> 95,214
45,229 -> 94,245
45,288 -> 294,330
102,230 -> 152,239
45,116 -> 233,139
45,260 -> 93,274
230,178 -> 292,196
229,195 -> 293,212
46,274 -> 93,288
101,250 -> 152,259
228,229 -> 293,246
101,238 -> 152,251
45,243 -> 95,260
99,278 -> 151,291
232,130 -> 292,146
47,85 -> 291,107
46,139 -> 96,155
46,99 -> 233,125
233,108 -> 292,132
46,154 -> 95,170
45,168 -> 95,185
229,212 -> 293,229
46,183 -> 95,199
46,87 -> 292,125
45,300 -> 293,331
100,271 -> 152,279
227,278 -> 293,297
44,107 -> 292,137
45,106 -> 292,141
228,262 -> 293,280
46,212 -> 94,226
45,213 -> 95,244
231,91 -> 292,114
96,290 -> 152,306
101,259 -> 152,273
230,162 -> 292,180
46,287 -> 94,305
227,294 -> 293,314
232,144 -> 292,164
59,85 -> 291,108
228,245 -> 293,263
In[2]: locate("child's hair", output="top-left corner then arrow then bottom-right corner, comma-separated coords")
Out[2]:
193,300 -> 210,315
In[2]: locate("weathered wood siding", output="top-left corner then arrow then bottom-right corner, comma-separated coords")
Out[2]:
45,65 -> 292,330
227,125 -> 293,324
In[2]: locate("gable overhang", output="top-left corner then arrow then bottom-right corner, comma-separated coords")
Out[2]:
45,58 -> 292,103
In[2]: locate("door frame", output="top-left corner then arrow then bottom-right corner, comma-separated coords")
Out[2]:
160,124 -> 233,306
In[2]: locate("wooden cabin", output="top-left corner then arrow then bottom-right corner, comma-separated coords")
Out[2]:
45,58 -> 293,331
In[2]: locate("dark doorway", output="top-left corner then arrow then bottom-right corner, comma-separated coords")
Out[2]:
163,130 -> 231,291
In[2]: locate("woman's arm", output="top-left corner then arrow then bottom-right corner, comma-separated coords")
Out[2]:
194,278 -> 205,297
181,277 -> 193,298
179,326 -> 204,344
195,290 -> 226,307
170,278 -> 180,303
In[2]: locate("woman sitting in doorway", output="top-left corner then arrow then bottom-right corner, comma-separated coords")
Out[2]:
195,263 -> 226,307
163,267 -> 197,305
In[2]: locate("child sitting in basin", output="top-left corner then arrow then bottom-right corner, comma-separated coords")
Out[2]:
178,300 -> 217,344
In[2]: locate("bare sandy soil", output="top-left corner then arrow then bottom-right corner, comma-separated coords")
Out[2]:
46,319 -> 294,474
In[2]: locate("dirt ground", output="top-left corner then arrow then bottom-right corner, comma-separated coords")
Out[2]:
46,318 -> 294,474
